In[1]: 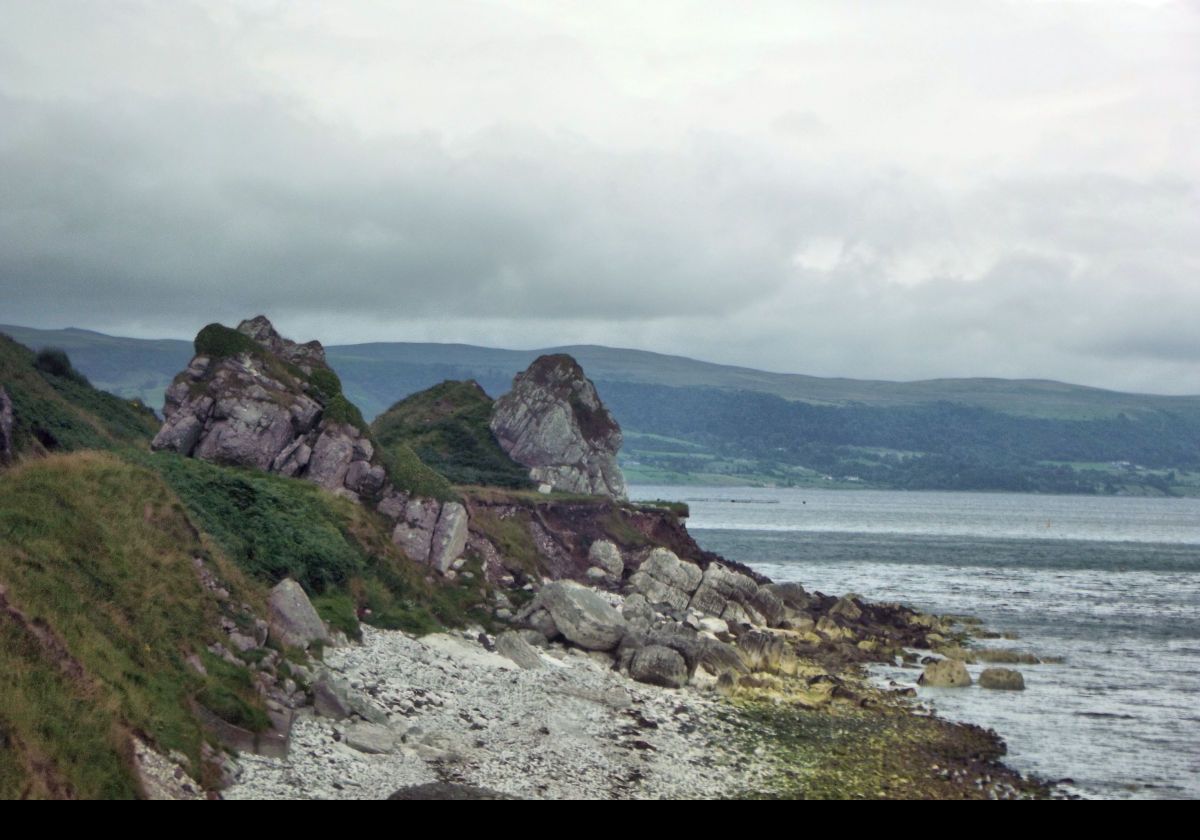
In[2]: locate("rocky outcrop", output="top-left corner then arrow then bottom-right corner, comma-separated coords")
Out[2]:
268,579 -> 332,650
629,548 -> 702,612
0,385 -> 13,464
152,317 -> 384,500
152,317 -> 469,574
490,354 -> 627,499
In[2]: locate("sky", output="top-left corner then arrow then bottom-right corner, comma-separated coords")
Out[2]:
1,0 -> 1197,394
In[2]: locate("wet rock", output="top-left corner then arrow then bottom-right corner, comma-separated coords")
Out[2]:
630,645 -> 689,689
919,658 -> 973,688
829,596 -> 864,622
534,581 -> 627,651
268,579 -> 331,650
490,354 -> 627,498
979,668 -> 1026,691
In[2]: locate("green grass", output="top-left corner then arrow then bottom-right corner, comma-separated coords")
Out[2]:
0,452 -> 269,798
0,334 -> 158,457
372,380 -> 532,490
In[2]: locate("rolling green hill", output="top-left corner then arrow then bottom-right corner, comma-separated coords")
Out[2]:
5,323 -> 1199,494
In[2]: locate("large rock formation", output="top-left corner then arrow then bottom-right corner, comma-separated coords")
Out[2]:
152,317 -> 467,573
0,386 -> 13,464
490,354 -> 627,499
152,316 -> 384,500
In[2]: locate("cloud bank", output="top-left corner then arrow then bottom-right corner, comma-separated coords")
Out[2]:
1,1 -> 1197,394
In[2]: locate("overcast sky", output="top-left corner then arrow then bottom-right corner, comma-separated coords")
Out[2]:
1,1 -> 1197,394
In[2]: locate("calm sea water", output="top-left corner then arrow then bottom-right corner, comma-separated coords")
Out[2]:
632,485 -> 1200,800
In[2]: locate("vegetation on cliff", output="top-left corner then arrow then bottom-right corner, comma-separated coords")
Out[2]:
372,380 -> 532,490
0,453 -> 268,798
0,334 -> 158,456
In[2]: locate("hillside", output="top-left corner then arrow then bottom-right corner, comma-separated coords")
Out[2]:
371,380 -> 533,489
5,324 -> 1199,495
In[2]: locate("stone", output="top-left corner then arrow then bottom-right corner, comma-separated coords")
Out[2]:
313,674 -> 354,719
343,722 -> 396,754
267,579 -> 331,650
630,645 -> 689,688
495,631 -> 545,670
0,386 -> 14,463
534,581 -> 627,651
429,502 -> 469,573
628,548 -> 703,613
490,354 -> 627,498
689,563 -> 759,620
588,540 -> 625,579
697,616 -> 729,636
524,608 -> 560,642
918,658 -> 972,688
979,668 -> 1026,691
764,582 -> 813,611
621,593 -> 656,628
829,596 -> 864,622
738,631 -> 798,675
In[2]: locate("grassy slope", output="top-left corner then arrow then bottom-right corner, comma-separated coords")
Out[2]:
137,451 -> 488,638
0,453 -> 268,799
0,334 -> 159,455
371,380 -> 532,490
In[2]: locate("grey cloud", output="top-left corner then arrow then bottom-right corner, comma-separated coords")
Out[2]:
0,1 -> 1197,396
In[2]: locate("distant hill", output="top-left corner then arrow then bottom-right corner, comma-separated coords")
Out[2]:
5,323 -> 1199,494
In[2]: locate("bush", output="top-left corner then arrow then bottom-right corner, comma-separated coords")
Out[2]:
194,323 -> 259,359
34,347 -> 90,385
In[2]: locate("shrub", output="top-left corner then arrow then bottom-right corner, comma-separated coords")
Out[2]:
34,347 -> 90,385
194,323 -> 259,359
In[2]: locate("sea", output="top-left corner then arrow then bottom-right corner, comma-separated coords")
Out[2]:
630,485 -> 1200,800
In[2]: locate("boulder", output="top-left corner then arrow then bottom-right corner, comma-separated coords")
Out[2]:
689,563 -> 760,621
535,581 -> 627,651
630,645 -> 689,688
343,722 -> 396,755
428,502 -> 469,573
0,386 -> 13,464
829,596 -> 864,622
918,658 -> 972,688
313,674 -> 354,719
490,354 -> 627,498
979,668 -> 1026,691
764,582 -> 813,612
738,630 -> 798,675
267,579 -> 331,650
588,540 -> 625,580
628,548 -> 703,612
495,630 -> 545,670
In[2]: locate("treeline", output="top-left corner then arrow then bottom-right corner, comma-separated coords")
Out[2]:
599,382 -> 1200,492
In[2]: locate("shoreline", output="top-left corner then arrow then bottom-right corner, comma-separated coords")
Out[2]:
225,622 -> 1052,800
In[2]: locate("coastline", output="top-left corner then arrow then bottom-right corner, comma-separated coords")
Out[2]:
225,621 -> 1050,800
